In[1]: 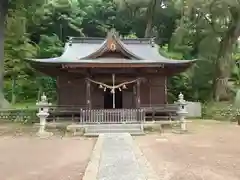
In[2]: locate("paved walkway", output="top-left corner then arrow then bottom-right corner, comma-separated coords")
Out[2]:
97,133 -> 146,180
83,133 -> 158,180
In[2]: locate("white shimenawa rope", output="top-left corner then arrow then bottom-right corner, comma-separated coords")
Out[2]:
86,77 -> 141,90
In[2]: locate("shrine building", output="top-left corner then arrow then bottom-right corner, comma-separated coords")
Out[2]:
26,29 -> 195,110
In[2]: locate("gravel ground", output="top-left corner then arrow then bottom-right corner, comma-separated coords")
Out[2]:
0,135 -> 96,180
135,121 -> 240,180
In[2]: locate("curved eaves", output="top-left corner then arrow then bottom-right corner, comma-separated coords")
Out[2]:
164,61 -> 196,76
114,38 -> 144,60
61,40 -> 107,60
78,40 -> 108,59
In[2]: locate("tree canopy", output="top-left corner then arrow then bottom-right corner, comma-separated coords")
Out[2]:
1,0 -> 240,106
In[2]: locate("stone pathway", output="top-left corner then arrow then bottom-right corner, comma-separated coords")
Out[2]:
97,133 -> 146,180
83,133 -> 159,180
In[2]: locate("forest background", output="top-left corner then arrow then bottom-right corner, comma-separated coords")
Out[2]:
0,0 -> 240,118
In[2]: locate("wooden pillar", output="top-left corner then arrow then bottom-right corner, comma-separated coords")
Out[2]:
56,76 -> 60,105
149,85 -> 152,106
133,85 -> 136,107
136,79 -> 141,108
86,79 -> 91,109
164,76 -> 167,104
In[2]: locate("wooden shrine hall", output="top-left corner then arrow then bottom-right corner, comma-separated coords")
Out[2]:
26,29 -> 195,121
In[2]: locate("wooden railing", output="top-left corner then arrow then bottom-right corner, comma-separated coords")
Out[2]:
80,109 -> 145,124
46,104 -> 178,122
0,104 -> 178,124
141,104 -> 178,120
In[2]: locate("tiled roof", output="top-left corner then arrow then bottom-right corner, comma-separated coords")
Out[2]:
27,36 -> 196,65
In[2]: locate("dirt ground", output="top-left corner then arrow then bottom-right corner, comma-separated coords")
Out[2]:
0,124 -> 96,180
135,120 -> 240,180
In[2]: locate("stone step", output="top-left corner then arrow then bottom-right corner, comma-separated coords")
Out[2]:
85,124 -> 144,136
84,132 -> 145,137
86,128 -> 142,133
67,123 -> 145,136
85,124 -> 143,130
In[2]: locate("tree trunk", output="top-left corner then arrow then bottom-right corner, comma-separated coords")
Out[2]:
214,21 -> 240,101
37,86 -> 43,101
144,0 -> 157,38
11,77 -> 16,104
214,41 -> 233,101
0,1 -> 9,108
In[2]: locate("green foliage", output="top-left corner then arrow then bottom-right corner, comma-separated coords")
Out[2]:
2,0 -> 240,110
202,102 -> 240,122
4,9 -> 37,77
172,0 -> 240,101
33,0 -> 85,40
159,45 -> 184,59
234,89 -> 240,107
36,76 -> 57,102
37,34 -> 63,58
168,72 -> 193,102
0,108 -> 38,124
231,63 -> 240,87
234,47 -> 240,61
160,45 -> 201,102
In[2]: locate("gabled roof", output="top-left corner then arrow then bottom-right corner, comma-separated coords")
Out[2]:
26,29 -> 196,66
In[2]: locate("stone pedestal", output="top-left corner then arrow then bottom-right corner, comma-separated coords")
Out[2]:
36,110 -> 53,138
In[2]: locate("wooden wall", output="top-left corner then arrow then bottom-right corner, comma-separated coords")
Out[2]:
57,74 -> 167,107
91,86 -> 104,108
149,75 -> 167,105
140,75 -> 166,106
123,88 -> 135,108
57,76 -> 86,106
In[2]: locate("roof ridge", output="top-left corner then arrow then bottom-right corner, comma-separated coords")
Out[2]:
67,36 -> 153,45
122,39 -> 152,44
68,37 -> 105,44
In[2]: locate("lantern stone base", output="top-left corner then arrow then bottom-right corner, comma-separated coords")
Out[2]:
36,131 -> 53,138
172,129 -> 188,134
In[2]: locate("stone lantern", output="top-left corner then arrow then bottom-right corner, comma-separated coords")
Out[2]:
177,93 -> 188,131
36,93 -> 53,137
36,93 -> 52,113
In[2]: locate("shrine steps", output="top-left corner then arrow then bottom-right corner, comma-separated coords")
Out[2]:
84,124 -> 145,137
84,132 -> 144,137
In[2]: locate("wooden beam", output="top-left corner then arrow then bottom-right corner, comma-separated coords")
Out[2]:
164,76 -> 167,104
56,76 -> 60,105
136,78 -> 141,108
86,79 -> 91,109
60,63 -> 166,68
